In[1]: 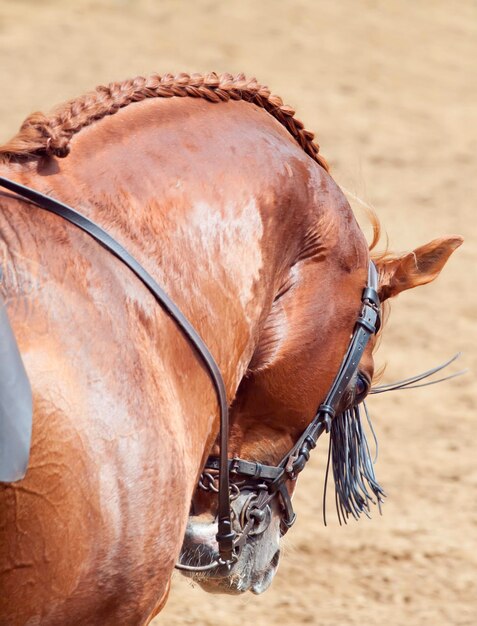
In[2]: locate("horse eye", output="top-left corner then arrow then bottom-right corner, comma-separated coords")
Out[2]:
355,374 -> 369,401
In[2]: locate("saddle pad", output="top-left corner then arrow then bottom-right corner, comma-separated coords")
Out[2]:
0,297 -> 32,482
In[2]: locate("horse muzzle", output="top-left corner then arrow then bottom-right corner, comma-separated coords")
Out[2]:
179,492 -> 281,594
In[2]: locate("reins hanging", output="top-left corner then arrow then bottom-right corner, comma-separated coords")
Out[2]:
0,175 -> 237,563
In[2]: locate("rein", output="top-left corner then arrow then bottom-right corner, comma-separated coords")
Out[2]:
0,176 -> 236,562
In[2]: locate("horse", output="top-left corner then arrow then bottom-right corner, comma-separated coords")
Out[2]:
0,72 -> 461,624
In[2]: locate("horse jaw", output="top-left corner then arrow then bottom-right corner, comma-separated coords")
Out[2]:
179,494 -> 282,595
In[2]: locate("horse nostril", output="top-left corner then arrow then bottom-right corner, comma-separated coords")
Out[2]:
270,549 -> 280,569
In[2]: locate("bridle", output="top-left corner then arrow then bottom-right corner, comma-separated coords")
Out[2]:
182,261 -> 381,570
0,176 -> 381,572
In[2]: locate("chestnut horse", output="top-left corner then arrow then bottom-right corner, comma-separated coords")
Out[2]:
0,73 -> 461,624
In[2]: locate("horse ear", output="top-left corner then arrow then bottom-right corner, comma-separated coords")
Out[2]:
376,235 -> 463,301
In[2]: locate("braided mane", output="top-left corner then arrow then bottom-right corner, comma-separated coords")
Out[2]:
0,72 -> 328,171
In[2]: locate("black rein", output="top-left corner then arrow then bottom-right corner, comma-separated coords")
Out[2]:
0,176 -> 236,563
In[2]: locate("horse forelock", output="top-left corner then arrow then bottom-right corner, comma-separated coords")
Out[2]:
0,72 -> 329,171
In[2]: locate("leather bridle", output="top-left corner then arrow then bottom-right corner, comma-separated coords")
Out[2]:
0,176 -> 381,572
184,261 -> 381,570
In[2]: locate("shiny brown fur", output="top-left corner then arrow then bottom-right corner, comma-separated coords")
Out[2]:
0,74 -> 462,623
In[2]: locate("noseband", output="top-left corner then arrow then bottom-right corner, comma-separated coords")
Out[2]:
0,176 -> 381,572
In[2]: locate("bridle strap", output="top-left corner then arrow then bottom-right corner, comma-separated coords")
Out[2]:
0,176 -> 236,562
206,457 -> 283,482
281,262 -> 380,473
204,261 -> 381,538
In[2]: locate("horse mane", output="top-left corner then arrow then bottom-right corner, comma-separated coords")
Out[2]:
0,72 -> 329,171
2,70 -> 388,254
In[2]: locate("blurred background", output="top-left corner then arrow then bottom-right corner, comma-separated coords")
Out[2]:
1,1 -> 475,624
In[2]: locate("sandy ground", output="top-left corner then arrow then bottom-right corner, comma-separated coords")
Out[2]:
0,1 -> 475,624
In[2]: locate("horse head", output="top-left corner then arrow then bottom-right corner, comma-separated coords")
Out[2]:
180,190 -> 462,593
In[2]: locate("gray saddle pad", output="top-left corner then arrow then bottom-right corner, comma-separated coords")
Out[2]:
0,297 -> 32,482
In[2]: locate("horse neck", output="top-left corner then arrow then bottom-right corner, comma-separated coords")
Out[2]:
0,155 -> 284,402
0,95 -> 318,416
